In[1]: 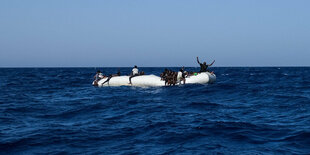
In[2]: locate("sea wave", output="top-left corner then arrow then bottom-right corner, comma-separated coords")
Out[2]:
1,67 -> 310,154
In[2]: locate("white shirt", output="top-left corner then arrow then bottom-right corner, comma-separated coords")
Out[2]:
177,71 -> 183,81
132,68 -> 139,75
98,73 -> 104,78
95,73 -> 103,80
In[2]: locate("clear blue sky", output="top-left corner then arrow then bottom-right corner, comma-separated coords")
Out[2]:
0,0 -> 309,67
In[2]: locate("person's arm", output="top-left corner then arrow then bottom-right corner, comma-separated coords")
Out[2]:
208,60 -> 215,66
196,57 -> 201,64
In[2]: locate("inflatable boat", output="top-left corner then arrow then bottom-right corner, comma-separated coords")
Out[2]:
93,72 -> 216,87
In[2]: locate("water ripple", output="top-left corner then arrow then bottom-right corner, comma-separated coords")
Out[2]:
0,67 -> 310,154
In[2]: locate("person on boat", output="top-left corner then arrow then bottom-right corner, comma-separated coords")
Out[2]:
184,71 -> 189,78
160,68 -> 168,80
197,57 -> 215,72
166,70 -> 175,86
177,68 -> 186,84
94,70 -> 103,81
116,69 -> 121,76
181,66 -> 188,77
173,72 -> 177,86
163,69 -> 170,86
102,69 -> 121,85
129,65 -> 139,84
93,70 -> 103,86
166,72 -> 172,86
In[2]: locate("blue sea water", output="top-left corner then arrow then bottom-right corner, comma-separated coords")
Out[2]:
0,67 -> 310,154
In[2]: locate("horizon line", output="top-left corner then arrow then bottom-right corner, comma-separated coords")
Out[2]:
0,65 -> 310,68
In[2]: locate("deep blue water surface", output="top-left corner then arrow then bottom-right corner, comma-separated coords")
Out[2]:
1,67 -> 310,154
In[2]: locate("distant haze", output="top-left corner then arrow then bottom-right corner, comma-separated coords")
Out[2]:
0,0 -> 309,67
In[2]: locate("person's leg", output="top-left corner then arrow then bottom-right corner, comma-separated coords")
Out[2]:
102,75 -> 112,85
93,81 -> 98,86
129,75 -> 133,84
129,74 -> 137,84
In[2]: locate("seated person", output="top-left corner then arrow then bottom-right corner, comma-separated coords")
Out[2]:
102,70 -> 121,85
129,65 -> 139,84
160,68 -> 169,80
93,70 -> 103,86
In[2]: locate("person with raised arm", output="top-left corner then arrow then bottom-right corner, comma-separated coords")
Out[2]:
197,57 -> 215,73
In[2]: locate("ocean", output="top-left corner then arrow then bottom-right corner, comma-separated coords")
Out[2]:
0,67 -> 309,154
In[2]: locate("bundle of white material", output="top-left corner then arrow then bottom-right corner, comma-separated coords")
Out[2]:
94,72 -> 216,87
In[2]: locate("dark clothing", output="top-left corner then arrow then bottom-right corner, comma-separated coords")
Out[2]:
103,71 -> 120,85
129,74 -> 139,84
199,63 -> 208,72
102,75 -> 112,85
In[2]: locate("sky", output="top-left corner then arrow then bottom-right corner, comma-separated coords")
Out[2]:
0,0 -> 309,67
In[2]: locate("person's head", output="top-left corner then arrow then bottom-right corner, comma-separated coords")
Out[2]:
203,62 -> 206,65
97,70 -> 101,73
134,65 -> 137,68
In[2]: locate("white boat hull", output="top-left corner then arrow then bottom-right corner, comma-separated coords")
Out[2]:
93,72 -> 216,87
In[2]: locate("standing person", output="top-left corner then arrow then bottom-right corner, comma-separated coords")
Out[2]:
129,65 -> 139,84
177,68 -> 186,84
197,57 -> 215,72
